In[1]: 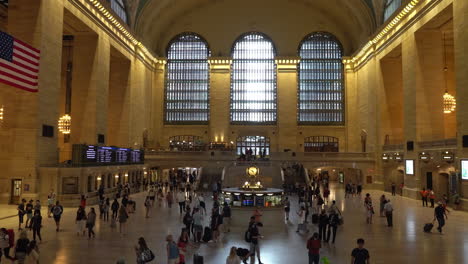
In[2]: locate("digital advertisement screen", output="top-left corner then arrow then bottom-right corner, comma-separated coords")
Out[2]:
461,160 -> 468,180
405,160 -> 414,175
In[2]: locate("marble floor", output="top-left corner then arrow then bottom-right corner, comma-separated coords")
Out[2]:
0,184 -> 467,264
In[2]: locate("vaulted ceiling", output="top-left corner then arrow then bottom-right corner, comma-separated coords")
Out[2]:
130,0 -> 379,57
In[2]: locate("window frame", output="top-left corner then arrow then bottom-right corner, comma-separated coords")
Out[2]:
164,32 -> 211,125
297,32 -> 345,126
304,136 -> 339,152
230,32 -> 278,125
383,0 -> 402,22
108,0 -> 128,24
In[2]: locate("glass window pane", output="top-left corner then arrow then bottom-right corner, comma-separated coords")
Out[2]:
298,32 -> 344,125
165,33 -> 211,124
384,0 -> 402,22
109,0 -> 128,24
230,33 -> 277,124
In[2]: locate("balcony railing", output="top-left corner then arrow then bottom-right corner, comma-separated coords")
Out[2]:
382,144 -> 404,152
418,138 -> 457,150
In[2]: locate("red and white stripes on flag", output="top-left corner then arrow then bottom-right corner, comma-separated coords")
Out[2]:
0,31 -> 40,92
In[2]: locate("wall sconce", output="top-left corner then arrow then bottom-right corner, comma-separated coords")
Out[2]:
382,153 -> 390,161
419,152 -> 430,163
394,153 -> 403,162
125,173 -> 128,177
115,174 -> 119,178
97,176 -> 102,181
442,151 -> 454,163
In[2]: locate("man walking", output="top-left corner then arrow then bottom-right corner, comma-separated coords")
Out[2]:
391,182 -> 396,196
351,238 -> 370,264
420,188 -> 428,207
434,202 -> 448,234
383,199 -> 393,227
248,216 -> 263,264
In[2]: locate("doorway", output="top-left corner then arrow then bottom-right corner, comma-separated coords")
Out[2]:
426,172 -> 433,190
10,179 -> 22,204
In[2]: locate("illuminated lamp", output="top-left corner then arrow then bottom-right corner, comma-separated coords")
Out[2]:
58,114 -> 71,134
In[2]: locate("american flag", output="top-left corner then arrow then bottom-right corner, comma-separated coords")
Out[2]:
0,31 -> 40,92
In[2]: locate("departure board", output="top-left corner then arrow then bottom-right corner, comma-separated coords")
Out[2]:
72,144 -> 144,165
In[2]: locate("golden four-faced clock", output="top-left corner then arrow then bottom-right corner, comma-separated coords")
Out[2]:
246,166 -> 259,177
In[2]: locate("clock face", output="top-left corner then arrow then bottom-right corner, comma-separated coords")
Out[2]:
247,167 -> 259,176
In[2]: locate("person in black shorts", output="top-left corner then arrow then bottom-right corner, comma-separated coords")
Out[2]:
351,238 -> 370,264
51,201 -> 64,232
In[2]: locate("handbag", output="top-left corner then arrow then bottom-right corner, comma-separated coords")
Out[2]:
141,248 -> 155,262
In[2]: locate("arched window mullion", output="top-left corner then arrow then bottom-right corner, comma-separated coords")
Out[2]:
165,33 -> 210,124
230,32 -> 277,124
298,32 -> 344,125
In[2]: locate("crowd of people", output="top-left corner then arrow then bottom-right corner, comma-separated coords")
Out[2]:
2,168 -> 462,264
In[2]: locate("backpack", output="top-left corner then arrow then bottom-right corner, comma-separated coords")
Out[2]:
53,205 -> 62,216
7,229 -> 14,247
140,248 -> 155,262
183,214 -> 193,226
244,228 -> 252,243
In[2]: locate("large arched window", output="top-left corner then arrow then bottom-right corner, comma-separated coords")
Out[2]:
230,33 -> 277,124
108,0 -> 128,24
298,32 -> 344,125
165,33 -> 210,124
383,0 -> 402,22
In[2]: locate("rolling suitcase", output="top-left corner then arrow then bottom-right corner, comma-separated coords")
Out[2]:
423,223 -> 434,233
194,254 -> 204,264
202,226 -> 212,242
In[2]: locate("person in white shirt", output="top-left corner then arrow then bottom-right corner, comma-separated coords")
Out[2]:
176,190 -> 186,214
147,187 -> 156,206
296,206 -> 308,233
383,199 -> 394,227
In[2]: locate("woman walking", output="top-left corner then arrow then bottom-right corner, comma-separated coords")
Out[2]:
366,202 -> 374,224
379,195 -> 387,217
24,240 -> 39,264
103,198 -> 110,221
76,206 -> 87,236
119,205 -> 129,235
166,235 -> 180,264
144,197 -> 152,218
177,229 -> 189,264
226,246 -> 241,264
14,231 -> 29,264
31,210 -> 42,242
86,207 -> 97,239
111,199 -> 119,219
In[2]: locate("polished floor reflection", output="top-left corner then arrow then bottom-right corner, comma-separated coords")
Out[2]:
0,184 -> 467,264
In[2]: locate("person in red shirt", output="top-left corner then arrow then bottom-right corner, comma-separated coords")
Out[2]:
307,232 -> 321,264
420,188 -> 428,207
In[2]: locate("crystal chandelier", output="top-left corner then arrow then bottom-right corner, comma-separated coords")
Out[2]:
0,105 -> 4,123
58,114 -> 71,134
442,33 -> 456,114
443,90 -> 456,114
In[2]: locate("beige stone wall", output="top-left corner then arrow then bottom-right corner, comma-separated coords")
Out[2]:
0,0 -> 154,203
